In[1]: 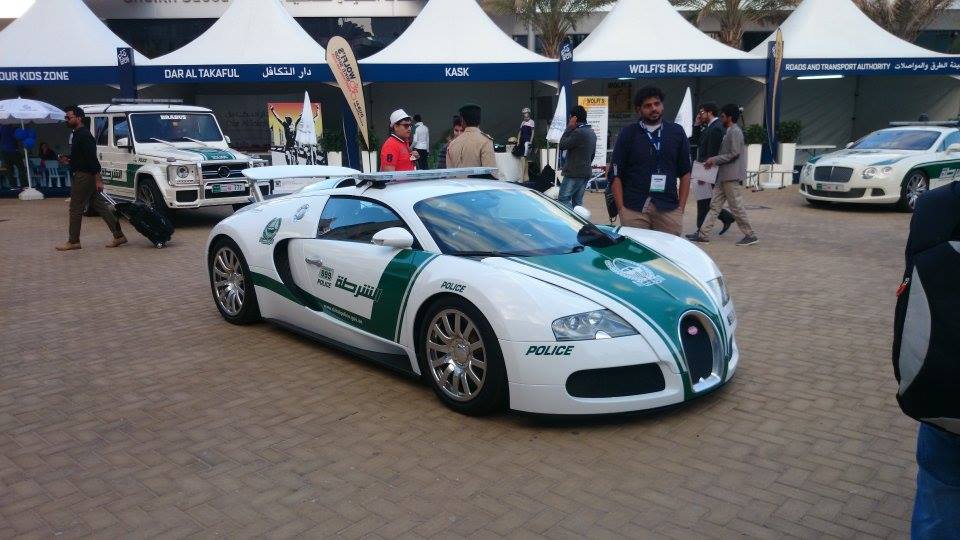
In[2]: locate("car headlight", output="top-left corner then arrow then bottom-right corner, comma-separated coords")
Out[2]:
880,166 -> 893,177
176,165 -> 190,179
167,164 -> 198,185
862,167 -> 877,179
707,276 -> 730,306
801,163 -> 812,178
552,309 -> 636,341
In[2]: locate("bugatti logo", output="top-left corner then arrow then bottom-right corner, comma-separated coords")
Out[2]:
259,217 -> 281,245
604,258 -> 664,287
217,166 -> 231,178
293,204 -> 309,221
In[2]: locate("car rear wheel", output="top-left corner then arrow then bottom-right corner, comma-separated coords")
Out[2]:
418,297 -> 507,415
209,238 -> 261,325
897,171 -> 928,212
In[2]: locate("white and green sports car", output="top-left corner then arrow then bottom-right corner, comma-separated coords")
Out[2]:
206,168 -> 738,415
799,124 -> 960,211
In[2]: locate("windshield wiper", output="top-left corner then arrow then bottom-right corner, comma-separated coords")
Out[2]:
449,250 -> 529,258
183,137 -> 213,148
147,137 -> 179,150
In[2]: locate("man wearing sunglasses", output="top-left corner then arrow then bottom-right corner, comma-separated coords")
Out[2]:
380,109 -> 418,172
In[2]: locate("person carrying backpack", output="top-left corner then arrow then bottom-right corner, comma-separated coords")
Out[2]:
892,181 -> 960,537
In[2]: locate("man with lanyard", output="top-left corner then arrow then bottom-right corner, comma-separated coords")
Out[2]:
610,86 -> 691,236
380,109 -> 418,172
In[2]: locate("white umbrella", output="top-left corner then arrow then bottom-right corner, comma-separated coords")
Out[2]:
0,98 -> 66,201
294,91 -> 318,165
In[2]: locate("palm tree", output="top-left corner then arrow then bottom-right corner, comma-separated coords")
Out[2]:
852,0 -> 952,42
483,0 -> 615,58
669,0 -> 799,49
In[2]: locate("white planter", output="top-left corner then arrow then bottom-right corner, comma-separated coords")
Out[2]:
777,142 -> 797,166
326,151 -> 342,167
360,151 -> 378,173
745,144 -> 763,188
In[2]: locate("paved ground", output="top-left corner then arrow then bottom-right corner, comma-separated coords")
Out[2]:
0,186 -> 917,538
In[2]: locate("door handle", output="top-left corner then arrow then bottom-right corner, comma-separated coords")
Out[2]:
305,256 -> 324,267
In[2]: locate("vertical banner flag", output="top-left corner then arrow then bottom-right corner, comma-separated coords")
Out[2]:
546,86 -> 568,144
116,47 -> 137,100
675,87 -> 693,138
557,39 -> 575,115
326,36 -> 369,150
577,96 -> 609,169
762,30 -> 785,164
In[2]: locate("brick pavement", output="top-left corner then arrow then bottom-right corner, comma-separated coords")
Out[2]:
0,187 -> 917,538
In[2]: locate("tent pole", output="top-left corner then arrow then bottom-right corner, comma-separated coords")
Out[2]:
21,121 -> 32,190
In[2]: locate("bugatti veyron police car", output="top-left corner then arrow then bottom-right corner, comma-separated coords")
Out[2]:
206,167 -> 739,415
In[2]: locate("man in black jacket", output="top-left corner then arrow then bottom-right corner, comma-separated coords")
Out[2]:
557,105 -> 597,208
55,106 -> 125,251
694,103 -> 734,233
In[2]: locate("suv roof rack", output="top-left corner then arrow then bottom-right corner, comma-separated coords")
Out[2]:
110,98 -> 185,105
356,167 -> 498,188
889,120 -> 960,128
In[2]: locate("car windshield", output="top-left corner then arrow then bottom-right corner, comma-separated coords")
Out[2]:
130,113 -> 224,143
413,189 -> 619,257
851,129 -> 940,151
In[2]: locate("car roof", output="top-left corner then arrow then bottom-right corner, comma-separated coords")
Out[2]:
79,104 -> 213,114
879,125 -> 957,134
298,178 -> 529,207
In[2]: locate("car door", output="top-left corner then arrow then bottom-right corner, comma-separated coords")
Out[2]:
931,131 -> 960,190
100,115 -> 136,198
287,196 -> 436,346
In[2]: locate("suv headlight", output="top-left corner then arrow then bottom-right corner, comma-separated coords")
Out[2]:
167,164 -> 199,185
707,276 -> 730,306
552,309 -> 636,341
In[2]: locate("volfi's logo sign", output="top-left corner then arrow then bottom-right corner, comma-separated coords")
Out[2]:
445,67 -> 471,77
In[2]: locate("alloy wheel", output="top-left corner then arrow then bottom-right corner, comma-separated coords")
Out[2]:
212,246 -> 245,316
425,309 -> 487,402
906,173 -> 928,211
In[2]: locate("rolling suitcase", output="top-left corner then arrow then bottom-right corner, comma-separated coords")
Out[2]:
101,191 -> 174,248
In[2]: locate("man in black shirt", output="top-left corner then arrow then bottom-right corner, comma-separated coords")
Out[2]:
610,86 -> 692,236
55,106 -> 125,251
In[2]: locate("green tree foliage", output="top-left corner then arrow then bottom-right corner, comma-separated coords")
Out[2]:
852,0 -> 952,42
483,0 -> 615,58
669,0 -> 799,48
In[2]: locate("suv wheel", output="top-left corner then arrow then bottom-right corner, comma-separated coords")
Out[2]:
137,177 -> 171,219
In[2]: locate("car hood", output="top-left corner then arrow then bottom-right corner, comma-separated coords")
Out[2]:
813,149 -> 917,167
484,238 -> 725,356
138,145 -> 245,163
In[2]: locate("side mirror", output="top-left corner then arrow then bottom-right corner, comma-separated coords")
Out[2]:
947,143 -> 960,153
224,135 -> 232,145
372,227 -> 414,249
573,205 -> 592,221
116,137 -> 131,149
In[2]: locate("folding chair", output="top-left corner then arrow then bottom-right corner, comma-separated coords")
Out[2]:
44,162 -> 68,188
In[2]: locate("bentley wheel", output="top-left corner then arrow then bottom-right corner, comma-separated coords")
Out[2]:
209,238 -> 261,325
418,297 -> 507,415
898,172 -> 928,212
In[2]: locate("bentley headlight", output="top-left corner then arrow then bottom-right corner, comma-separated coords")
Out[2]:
707,276 -> 730,306
862,167 -> 878,179
801,163 -> 812,178
552,309 -> 636,341
880,166 -> 893,176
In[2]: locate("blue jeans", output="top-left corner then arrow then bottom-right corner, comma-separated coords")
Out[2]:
913,423 -> 960,539
558,176 -> 588,208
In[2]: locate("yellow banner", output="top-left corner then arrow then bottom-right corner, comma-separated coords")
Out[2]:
326,36 -> 369,149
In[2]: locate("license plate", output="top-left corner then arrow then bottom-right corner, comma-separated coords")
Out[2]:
211,183 -> 245,193
816,182 -> 849,192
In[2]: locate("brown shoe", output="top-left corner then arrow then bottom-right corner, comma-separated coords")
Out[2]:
105,236 -> 128,248
55,242 -> 82,251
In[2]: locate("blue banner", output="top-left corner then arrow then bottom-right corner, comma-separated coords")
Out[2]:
762,36 -> 784,164
137,64 -> 334,84
573,59 -> 766,79
783,58 -> 960,76
0,66 -> 118,85
558,39 -> 574,113
117,48 -> 137,99
357,62 -> 557,82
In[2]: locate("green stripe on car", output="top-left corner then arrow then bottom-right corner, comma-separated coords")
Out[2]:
181,147 -> 236,161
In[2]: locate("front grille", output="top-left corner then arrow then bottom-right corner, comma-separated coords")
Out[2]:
175,190 -> 198,203
813,166 -> 853,183
565,364 -> 665,398
680,314 -> 715,385
807,188 -> 866,199
201,162 -> 247,180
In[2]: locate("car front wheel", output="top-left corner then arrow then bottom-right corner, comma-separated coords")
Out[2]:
898,171 -> 928,212
209,238 -> 261,325
418,297 -> 507,415
137,177 -> 172,219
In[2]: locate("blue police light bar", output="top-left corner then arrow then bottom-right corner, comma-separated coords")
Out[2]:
356,167 -> 498,187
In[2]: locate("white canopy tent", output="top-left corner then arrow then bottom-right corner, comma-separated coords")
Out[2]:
359,0 -> 555,82
0,0 -> 146,86
573,0 -> 764,79
750,0 -> 960,146
139,0 -> 330,84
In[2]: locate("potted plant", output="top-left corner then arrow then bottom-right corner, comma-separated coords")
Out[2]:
744,124 -> 767,185
777,120 -> 802,167
322,127 -> 344,166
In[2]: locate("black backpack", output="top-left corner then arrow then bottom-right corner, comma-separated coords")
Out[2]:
892,183 -> 960,434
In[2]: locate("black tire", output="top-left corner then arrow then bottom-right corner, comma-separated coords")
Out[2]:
208,237 -> 261,325
897,171 -> 928,213
136,176 -> 172,220
417,296 -> 508,416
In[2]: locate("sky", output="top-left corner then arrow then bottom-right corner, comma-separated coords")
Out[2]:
0,0 -> 35,18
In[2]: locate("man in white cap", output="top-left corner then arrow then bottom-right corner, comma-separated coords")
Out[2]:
516,107 -> 535,181
380,108 -> 419,172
